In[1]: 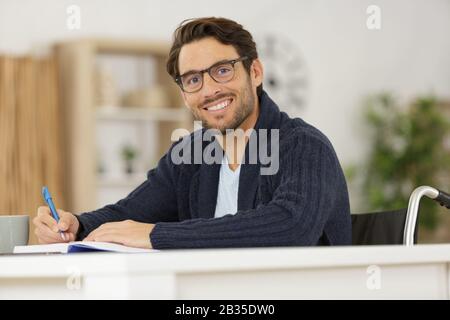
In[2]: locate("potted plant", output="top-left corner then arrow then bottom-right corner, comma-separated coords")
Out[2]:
347,93 -> 450,232
121,144 -> 138,175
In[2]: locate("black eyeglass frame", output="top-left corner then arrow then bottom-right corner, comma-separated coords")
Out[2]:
175,56 -> 249,93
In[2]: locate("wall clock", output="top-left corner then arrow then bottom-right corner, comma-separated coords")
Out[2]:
257,34 -> 309,116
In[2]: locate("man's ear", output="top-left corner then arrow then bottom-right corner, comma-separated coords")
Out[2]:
251,58 -> 264,87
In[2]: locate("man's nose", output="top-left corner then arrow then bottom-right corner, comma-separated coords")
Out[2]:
200,72 -> 222,98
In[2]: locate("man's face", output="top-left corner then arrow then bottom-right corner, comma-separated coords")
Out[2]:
178,37 -> 263,134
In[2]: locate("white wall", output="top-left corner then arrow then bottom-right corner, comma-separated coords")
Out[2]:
1,0 -> 449,210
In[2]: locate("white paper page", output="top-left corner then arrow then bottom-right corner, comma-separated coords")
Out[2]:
14,241 -> 158,254
14,243 -> 70,254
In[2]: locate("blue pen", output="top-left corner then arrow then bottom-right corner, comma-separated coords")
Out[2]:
42,186 -> 66,241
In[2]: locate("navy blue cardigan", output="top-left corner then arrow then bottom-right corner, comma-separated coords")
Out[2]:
77,91 -> 351,248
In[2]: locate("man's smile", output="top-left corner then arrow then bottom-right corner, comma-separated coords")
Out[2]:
202,97 -> 234,115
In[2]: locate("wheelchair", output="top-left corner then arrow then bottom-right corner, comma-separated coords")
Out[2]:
352,186 -> 450,245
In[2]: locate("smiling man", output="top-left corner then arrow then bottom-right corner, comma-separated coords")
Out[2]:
33,17 -> 351,249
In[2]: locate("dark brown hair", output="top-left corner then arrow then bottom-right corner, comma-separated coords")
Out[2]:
166,17 -> 262,96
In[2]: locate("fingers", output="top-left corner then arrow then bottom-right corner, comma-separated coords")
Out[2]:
63,232 -> 76,242
57,210 -> 74,231
34,222 -> 75,244
34,206 -> 77,244
34,225 -> 60,243
84,224 -> 112,241
85,232 -> 123,244
35,206 -> 59,233
82,220 -> 152,249
84,222 -> 121,242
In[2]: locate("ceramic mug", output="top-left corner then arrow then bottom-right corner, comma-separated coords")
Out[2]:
0,215 -> 29,254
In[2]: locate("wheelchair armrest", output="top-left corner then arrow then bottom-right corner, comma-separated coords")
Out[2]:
403,186 -> 439,246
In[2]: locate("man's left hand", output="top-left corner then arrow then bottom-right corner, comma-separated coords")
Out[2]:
84,220 -> 155,249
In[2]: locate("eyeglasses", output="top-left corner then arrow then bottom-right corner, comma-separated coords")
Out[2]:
175,56 -> 248,93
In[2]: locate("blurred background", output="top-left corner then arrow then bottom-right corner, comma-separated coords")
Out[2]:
0,0 -> 449,244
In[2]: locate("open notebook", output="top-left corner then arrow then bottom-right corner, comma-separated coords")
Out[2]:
14,241 -> 157,254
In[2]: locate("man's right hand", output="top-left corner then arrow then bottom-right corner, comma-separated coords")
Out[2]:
33,206 -> 80,244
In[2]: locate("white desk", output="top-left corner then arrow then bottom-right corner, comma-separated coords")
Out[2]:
1,244 -> 450,299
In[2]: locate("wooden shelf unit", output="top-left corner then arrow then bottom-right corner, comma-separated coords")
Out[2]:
55,38 -> 191,212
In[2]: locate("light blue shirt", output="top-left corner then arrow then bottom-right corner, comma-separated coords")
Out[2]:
214,155 -> 241,218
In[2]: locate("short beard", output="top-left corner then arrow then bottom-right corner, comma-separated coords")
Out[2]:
195,79 -> 255,135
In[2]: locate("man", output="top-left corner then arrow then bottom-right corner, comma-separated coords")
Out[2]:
33,17 -> 351,249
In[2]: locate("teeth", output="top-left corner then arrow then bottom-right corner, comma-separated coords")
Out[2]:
206,99 -> 231,111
